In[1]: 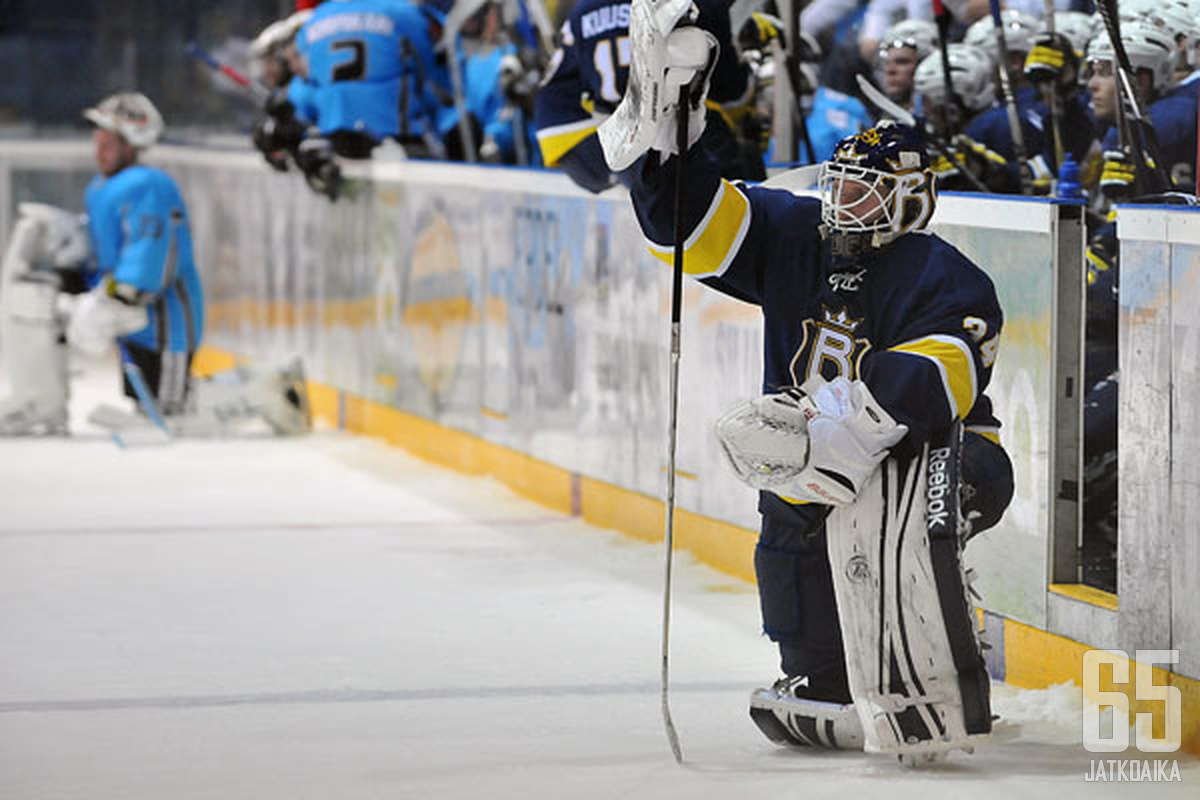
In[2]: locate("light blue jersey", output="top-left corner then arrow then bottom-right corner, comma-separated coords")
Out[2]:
766,88 -> 874,166
297,0 -> 447,140
85,165 -> 204,354
804,88 -> 874,163
286,74 -> 320,125
456,43 -> 535,163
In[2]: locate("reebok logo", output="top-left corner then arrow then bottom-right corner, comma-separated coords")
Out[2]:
927,446 -> 952,532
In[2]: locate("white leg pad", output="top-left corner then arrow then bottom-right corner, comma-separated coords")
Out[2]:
174,358 -> 311,437
825,424 -> 992,761
0,218 -> 69,433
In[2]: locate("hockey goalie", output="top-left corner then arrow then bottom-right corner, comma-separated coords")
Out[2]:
599,0 -> 1014,762
0,92 -> 310,440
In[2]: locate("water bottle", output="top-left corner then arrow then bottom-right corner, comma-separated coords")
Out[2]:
1058,155 -> 1082,199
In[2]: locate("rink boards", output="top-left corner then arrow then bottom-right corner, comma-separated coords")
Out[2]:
0,141 -> 1196,752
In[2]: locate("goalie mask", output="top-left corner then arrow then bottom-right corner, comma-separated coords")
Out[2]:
83,92 -> 164,150
818,121 -> 936,254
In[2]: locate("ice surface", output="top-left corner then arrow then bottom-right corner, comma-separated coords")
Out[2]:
0,354 -> 1195,799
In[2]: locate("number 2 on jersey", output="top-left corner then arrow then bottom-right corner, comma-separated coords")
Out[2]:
331,39 -> 367,82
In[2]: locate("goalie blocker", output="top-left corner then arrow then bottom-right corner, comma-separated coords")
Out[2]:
749,422 -> 990,760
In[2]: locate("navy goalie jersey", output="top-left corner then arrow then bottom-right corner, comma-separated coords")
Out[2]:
631,146 -> 1004,528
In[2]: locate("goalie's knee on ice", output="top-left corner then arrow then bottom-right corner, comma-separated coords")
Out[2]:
755,517 -> 843,661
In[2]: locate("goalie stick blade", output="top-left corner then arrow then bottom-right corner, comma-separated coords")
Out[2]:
87,404 -> 173,448
761,163 -> 822,193
855,74 -> 917,127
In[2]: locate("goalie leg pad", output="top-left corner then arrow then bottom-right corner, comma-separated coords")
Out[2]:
0,221 -> 69,434
176,358 -> 312,437
825,423 -> 991,758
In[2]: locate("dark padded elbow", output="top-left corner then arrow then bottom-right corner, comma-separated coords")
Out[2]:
557,138 -> 615,194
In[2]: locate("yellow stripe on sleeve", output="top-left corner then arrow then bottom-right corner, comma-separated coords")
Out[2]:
536,119 -> 599,167
966,425 -> 1001,446
647,179 -> 751,279
889,334 -> 978,420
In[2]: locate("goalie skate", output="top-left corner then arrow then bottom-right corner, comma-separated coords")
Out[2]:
0,396 -> 68,436
750,675 -> 865,750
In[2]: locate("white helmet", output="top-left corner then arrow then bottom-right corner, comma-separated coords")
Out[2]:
878,19 -> 939,63
1180,0 -> 1200,65
964,10 -> 1040,65
82,92 -> 164,149
250,9 -> 313,59
1087,20 -> 1176,92
1042,12 -> 1098,58
914,44 -> 997,113
1122,0 -> 1200,67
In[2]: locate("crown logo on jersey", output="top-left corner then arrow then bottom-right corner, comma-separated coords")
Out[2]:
824,307 -> 861,332
790,306 -> 872,385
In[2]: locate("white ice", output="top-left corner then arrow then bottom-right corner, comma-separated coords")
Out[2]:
0,354 -> 1196,799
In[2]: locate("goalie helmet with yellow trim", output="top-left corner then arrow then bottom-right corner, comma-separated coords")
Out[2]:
818,121 -> 937,254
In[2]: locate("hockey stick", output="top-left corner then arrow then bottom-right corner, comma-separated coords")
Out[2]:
931,0 -> 966,126
186,41 -> 271,105
117,343 -> 172,439
1041,0 -> 1066,172
783,1 -> 817,164
1095,0 -> 1172,193
660,84 -> 690,766
434,6 -> 480,164
855,74 -> 993,193
987,0 -> 1032,194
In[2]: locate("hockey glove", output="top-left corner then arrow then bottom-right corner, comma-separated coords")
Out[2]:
715,377 -> 907,506
16,203 -> 91,270
66,278 -> 149,356
598,0 -> 716,171
652,26 -> 719,157
737,11 -> 784,52
295,138 -> 344,201
253,92 -> 306,172
1024,33 -> 1079,95
952,134 -> 1009,183
1023,154 -> 1054,195
498,51 -> 541,113
1099,149 -> 1136,200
